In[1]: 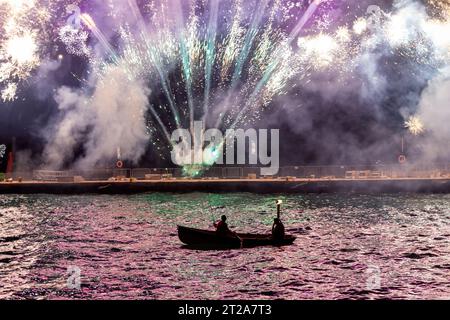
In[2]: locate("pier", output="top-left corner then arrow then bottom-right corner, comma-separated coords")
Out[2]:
1,165 -> 450,194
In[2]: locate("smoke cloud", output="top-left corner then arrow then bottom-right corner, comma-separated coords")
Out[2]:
416,67 -> 450,161
43,65 -> 151,169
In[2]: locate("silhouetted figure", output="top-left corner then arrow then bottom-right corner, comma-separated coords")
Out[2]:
272,218 -> 285,241
214,215 -> 244,247
214,215 -> 232,236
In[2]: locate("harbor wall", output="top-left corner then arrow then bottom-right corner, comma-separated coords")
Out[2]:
1,178 -> 450,194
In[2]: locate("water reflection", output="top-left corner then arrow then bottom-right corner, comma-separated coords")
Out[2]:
0,193 -> 449,299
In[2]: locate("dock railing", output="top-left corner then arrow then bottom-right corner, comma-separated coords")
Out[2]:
4,163 -> 448,182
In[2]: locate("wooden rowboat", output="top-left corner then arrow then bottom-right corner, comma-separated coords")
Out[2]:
177,225 -> 296,249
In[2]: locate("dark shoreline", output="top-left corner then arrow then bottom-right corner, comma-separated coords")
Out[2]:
1,178 -> 450,194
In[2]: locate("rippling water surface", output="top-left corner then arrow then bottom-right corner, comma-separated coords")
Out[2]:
1,193 -> 450,299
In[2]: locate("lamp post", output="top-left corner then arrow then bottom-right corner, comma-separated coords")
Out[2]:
398,135 -> 407,165
276,200 -> 283,219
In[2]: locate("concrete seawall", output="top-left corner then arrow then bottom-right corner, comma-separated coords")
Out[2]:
1,178 -> 450,194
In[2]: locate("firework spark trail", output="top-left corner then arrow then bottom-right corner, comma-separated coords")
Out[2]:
81,14 -> 120,64
119,29 -> 174,146
174,0 -> 195,134
250,0 -> 281,73
213,0 -> 271,128
202,0 -> 219,117
231,0 -> 270,86
148,103 -> 173,144
218,0 -> 244,82
227,0 -> 323,130
208,0 -> 324,158
127,0 -> 181,129
288,0 -> 324,43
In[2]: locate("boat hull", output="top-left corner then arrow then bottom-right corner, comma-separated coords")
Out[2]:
177,225 -> 296,249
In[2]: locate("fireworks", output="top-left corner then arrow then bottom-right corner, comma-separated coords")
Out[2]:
59,25 -> 90,56
353,18 -> 368,35
336,26 -> 351,42
297,33 -> 338,67
0,0 -> 56,101
0,0 -> 449,169
5,34 -> 38,65
405,116 -> 425,136
1,83 -> 17,102
1,0 -> 448,106
386,14 -> 410,46
0,0 -> 35,12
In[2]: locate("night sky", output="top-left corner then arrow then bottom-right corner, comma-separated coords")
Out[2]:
0,0 -> 449,170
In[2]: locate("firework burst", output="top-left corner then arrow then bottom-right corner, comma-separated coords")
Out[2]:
0,0 -> 58,101
405,116 -> 425,136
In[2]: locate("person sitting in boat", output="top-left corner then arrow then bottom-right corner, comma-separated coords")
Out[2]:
214,215 -> 232,236
272,218 -> 285,241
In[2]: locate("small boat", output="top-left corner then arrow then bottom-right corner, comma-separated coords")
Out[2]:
177,225 -> 296,249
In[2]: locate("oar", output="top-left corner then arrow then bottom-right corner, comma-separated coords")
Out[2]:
230,223 -> 243,248
234,232 -> 244,249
